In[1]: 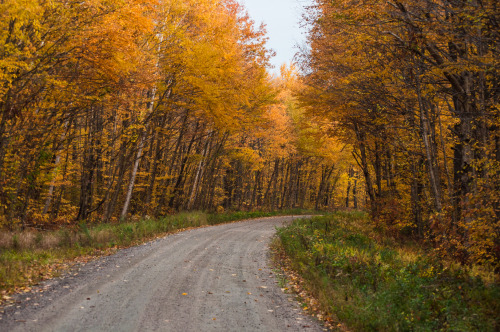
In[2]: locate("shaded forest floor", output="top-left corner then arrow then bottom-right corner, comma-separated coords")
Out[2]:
0,209 -> 316,302
273,212 -> 500,331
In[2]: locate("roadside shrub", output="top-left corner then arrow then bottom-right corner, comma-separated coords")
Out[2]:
277,213 -> 500,331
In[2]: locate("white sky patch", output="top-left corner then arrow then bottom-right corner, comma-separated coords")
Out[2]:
239,0 -> 312,74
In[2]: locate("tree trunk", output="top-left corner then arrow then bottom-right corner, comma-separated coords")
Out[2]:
187,133 -> 211,210
345,177 -> 351,208
353,176 -> 358,209
353,122 -> 375,212
415,65 -> 442,212
169,127 -> 198,210
120,133 -> 146,220
120,85 -> 157,220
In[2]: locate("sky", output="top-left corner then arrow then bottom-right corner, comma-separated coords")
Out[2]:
238,0 -> 312,74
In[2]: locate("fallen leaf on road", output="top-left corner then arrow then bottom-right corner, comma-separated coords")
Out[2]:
182,293 -> 187,296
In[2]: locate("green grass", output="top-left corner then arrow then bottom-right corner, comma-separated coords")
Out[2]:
276,212 -> 500,331
0,209 -> 316,295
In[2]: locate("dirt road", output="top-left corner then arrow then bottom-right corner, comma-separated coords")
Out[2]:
0,216 -> 324,331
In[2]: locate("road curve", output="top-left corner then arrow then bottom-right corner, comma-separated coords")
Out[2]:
0,216 -> 324,332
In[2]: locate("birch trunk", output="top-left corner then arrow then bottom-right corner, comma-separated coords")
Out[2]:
43,120 -> 70,214
120,133 -> 146,220
187,133 -> 210,210
120,85 -> 157,220
415,66 -> 442,212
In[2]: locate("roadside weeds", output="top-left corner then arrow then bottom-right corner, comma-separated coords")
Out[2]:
270,236 -> 350,332
273,212 -> 500,331
0,209 -> 317,304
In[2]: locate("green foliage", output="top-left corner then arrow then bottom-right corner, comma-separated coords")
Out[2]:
277,213 -> 500,331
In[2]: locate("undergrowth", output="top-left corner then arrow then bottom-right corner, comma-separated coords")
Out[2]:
276,212 -> 500,331
0,209 -> 315,296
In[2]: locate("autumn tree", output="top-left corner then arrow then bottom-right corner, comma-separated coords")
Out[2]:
1,0 -> 347,231
300,0 -> 499,268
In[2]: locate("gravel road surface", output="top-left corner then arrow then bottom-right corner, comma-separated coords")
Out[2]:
0,216 -> 324,331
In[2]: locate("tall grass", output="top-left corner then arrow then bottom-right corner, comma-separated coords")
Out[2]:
276,212 -> 500,331
0,209 -> 316,295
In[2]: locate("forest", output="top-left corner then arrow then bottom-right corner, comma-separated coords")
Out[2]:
0,0 -> 498,272
299,0 -> 499,269
0,0 -> 350,228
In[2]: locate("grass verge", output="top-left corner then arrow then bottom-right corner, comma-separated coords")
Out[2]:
0,209 -> 316,299
275,212 -> 500,331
